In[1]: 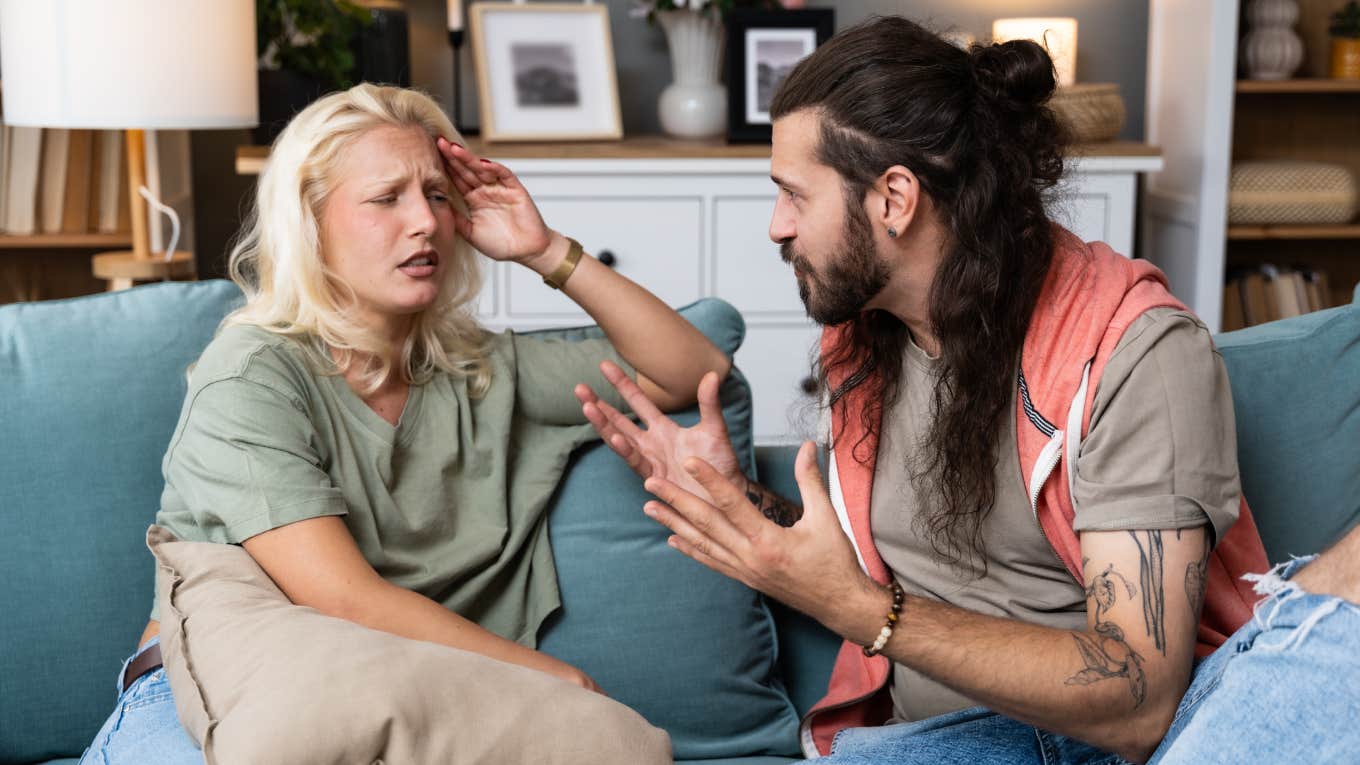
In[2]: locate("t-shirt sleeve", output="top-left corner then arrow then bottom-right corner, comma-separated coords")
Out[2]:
510,333 -> 636,425
1071,309 -> 1241,546
159,375 -> 348,544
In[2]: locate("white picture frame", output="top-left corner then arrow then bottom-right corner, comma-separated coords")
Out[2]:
470,3 -> 623,142
745,28 -> 817,125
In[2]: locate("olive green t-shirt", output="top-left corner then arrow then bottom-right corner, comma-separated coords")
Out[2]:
151,324 -> 633,647
870,308 -> 1241,723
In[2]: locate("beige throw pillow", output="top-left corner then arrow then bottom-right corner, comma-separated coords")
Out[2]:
147,526 -> 671,765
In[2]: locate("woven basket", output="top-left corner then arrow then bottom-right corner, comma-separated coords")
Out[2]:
1050,83 -> 1126,143
1228,161 -> 1358,225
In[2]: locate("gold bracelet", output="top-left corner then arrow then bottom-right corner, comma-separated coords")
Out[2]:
542,237 -> 584,291
863,580 -> 905,657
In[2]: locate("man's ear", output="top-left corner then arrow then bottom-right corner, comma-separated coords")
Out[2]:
870,165 -> 919,239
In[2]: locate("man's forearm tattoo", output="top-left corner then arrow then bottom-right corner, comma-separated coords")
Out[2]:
1181,530 -> 1211,621
1068,558 -> 1147,707
743,477 -> 802,527
1129,530 -> 1167,655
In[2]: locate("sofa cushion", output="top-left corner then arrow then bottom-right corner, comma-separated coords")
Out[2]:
0,281 -> 243,765
1215,284 -> 1360,562
534,299 -> 802,759
149,526 -> 671,764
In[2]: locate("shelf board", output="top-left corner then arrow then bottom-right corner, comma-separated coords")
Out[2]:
1236,78 -> 1360,94
1227,223 -> 1360,240
236,139 -> 1161,175
0,232 -> 133,249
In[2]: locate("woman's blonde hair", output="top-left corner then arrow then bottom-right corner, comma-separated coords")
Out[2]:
225,83 -> 490,396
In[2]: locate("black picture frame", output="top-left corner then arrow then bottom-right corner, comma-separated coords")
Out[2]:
724,8 -> 835,144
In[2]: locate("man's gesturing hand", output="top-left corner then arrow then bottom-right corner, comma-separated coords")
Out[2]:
575,361 -> 741,502
640,441 -> 881,639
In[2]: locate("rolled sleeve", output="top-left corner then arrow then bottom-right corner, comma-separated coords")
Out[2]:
1071,310 -> 1241,546
159,377 -> 347,544
509,334 -> 635,425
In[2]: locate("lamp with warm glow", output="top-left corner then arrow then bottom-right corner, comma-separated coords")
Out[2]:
992,17 -> 1078,87
0,0 -> 258,289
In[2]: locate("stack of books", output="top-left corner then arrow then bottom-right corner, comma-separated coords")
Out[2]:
1222,265 -> 1333,331
0,126 -> 136,237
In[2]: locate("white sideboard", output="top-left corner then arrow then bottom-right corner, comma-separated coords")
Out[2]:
238,141 -> 1163,444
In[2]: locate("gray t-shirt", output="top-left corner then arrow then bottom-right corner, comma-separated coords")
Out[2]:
870,307 -> 1240,722
152,324 -> 633,647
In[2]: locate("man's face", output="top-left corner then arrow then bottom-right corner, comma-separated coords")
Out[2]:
769,110 -> 890,326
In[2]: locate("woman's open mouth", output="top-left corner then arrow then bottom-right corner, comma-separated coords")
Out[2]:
398,250 -> 439,278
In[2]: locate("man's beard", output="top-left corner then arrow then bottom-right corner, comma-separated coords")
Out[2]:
781,201 -> 890,326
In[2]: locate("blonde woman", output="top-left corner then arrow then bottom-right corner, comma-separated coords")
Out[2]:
78,83 -> 729,764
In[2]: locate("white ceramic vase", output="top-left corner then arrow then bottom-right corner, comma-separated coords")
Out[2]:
1242,0 -> 1303,80
657,10 -> 727,139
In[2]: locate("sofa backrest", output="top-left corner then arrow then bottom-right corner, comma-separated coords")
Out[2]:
1215,283 -> 1360,563
0,283 -> 802,763
0,281 -> 244,764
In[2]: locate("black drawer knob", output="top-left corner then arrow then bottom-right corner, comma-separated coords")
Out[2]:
597,250 -> 617,268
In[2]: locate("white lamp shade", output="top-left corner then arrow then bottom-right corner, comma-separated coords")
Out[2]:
0,0 -> 258,129
992,17 -> 1078,87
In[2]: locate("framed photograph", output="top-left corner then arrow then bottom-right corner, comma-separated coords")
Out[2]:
725,9 -> 834,144
470,3 -> 623,142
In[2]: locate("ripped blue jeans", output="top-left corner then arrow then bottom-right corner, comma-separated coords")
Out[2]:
1148,555 -> 1360,764
77,637 -> 201,765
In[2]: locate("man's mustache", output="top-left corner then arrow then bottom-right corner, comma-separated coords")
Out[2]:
779,240 -> 808,273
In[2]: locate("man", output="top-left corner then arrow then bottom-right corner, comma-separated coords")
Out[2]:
574,17 -> 1277,764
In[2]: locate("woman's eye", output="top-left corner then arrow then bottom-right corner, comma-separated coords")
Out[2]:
371,195 -> 396,205
427,192 -> 450,202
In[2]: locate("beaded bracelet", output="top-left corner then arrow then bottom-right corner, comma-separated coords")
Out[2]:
862,580 -> 905,657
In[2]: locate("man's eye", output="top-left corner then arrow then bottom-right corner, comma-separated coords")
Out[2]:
371,195 -> 396,205
427,192 -> 450,202
785,189 -> 798,201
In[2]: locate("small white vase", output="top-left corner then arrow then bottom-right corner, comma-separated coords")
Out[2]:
1242,0 -> 1303,80
657,10 -> 727,139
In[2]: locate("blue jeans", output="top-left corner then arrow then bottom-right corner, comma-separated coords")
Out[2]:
823,707 -> 1128,764
78,637 -> 202,765
1149,555 -> 1360,764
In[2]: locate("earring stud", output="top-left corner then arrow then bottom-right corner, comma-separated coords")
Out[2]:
887,227 -> 897,238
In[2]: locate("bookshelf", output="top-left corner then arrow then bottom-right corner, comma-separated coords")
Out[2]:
1144,0 -> 1360,332
0,233 -> 132,249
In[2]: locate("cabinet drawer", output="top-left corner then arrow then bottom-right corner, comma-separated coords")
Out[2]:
506,197 -> 704,318
737,323 -> 823,444
712,195 -> 806,316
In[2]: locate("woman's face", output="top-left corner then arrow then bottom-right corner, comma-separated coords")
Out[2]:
318,125 -> 457,336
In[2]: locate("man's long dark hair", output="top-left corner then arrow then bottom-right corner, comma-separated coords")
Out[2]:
771,17 -> 1067,573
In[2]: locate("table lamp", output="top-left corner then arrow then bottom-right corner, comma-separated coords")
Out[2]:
0,0 -> 258,290
992,17 -> 1078,87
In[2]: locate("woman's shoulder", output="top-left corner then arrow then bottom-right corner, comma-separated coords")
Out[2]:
190,323 -> 320,396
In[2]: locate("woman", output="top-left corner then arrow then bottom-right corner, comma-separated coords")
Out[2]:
79,83 -> 730,763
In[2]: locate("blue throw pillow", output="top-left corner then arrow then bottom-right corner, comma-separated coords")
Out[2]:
533,299 -> 801,759
0,281 -> 245,763
1215,284 -> 1360,563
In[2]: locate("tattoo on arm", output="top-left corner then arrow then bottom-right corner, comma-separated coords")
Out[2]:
1129,530 -> 1167,655
1067,558 -> 1148,707
1182,530 -> 1211,621
743,478 -> 802,527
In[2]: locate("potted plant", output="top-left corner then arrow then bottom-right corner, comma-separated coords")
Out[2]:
1331,0 -> 1360,79
255,0 -> 372,144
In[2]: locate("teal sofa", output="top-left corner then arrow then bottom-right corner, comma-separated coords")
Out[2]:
2,280 -> 1357,764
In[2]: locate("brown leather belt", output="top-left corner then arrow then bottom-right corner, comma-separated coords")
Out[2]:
122,643 -> 163,693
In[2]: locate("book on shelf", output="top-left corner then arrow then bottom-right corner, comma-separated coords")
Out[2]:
5,126 -> 44,235
38,128 -> 70,234
1225,264 -> 1335,329
61,129 -> 94,234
